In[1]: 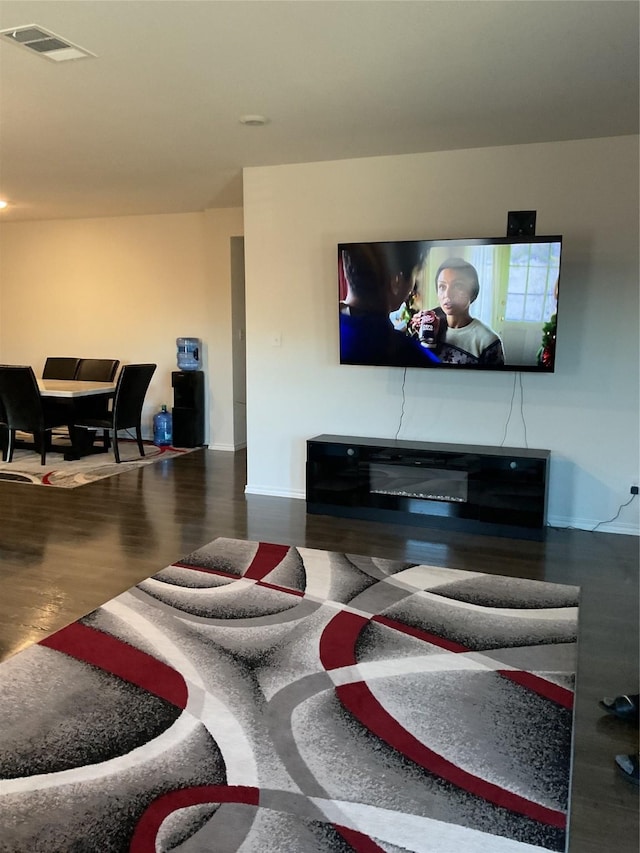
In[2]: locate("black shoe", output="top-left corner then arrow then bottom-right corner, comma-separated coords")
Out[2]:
615,753 -> 640,786
599,694 -> 639,724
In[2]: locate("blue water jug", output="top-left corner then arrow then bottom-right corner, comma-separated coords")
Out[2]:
176,337 -> 201,371
153,404 -> 173,446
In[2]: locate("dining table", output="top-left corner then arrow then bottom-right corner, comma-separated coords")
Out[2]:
37,378 -> 116,460
37,378 -> 116,399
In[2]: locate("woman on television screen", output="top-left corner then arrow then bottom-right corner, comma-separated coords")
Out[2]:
411,258 -> 505,366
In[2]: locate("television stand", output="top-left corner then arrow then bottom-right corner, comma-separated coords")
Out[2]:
306,435 -> 550,540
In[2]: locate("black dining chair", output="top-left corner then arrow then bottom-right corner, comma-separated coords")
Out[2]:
74,359 -> 120,382
72,364 -> 156,463
72,359 -> 121,438
0,365 -> 70,464
42,357 -> 81,380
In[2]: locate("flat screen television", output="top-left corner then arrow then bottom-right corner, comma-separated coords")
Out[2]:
338,235 -> 562,371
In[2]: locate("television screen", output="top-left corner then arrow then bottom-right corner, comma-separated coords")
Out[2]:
338,236 -> 562,371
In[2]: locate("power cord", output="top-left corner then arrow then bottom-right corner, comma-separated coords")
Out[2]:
590,492 -> 637,532
518,372 -> 528,448
500,371 -> 528,448
394,367 -> 408,440
549,492 -> 638,533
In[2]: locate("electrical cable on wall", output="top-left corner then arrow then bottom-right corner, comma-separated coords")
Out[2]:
550,491 -> 638,533
394,367 -> 408,441
518,372 -> 528,448
500,372 -> 529,448
590,493 -> 637,532
500,373 -> 517,446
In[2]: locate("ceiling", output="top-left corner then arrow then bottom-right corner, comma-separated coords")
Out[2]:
0,0 -> 638,222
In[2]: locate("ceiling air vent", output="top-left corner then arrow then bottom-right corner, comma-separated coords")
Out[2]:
0,24 -> 96,62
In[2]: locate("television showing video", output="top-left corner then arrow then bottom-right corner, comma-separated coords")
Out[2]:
338,236 -> 562,372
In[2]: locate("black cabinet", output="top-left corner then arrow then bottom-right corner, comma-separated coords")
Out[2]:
306,434 -> 550,540
171,371 -> 204,447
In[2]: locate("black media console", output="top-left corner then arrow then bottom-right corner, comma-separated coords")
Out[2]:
306,435 -> 550,540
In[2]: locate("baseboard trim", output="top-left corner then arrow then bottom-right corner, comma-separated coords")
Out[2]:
245,485 -> 305,500
547,514 -> 639,536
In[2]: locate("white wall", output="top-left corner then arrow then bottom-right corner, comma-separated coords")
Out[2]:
0,209 -> 244,447
243,136 -> 640,534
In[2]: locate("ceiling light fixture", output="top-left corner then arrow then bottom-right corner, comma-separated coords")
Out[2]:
239,115 -> 269,127
0,200 -> 8,210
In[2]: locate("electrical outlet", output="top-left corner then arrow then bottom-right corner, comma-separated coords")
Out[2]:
631,485 -> 639,495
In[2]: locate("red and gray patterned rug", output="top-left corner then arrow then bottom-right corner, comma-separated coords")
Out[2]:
0,440 -> 195,488
0,538 -> 580,852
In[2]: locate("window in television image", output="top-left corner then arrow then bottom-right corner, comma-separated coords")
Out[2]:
338,237 -> 562,372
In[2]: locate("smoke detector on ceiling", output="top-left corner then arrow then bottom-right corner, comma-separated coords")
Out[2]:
0,24 -> 96,62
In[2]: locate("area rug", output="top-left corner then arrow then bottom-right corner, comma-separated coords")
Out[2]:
0,440 -> 196,488
0,538 -> 580,852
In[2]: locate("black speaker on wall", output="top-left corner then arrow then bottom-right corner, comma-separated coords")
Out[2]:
172,371 -> 205,447
507,210 -> 537,237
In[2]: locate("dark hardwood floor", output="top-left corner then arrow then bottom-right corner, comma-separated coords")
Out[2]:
0,447 -> 637,851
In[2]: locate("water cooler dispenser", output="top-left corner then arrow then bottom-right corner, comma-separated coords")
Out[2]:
172,338 -> 205,447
